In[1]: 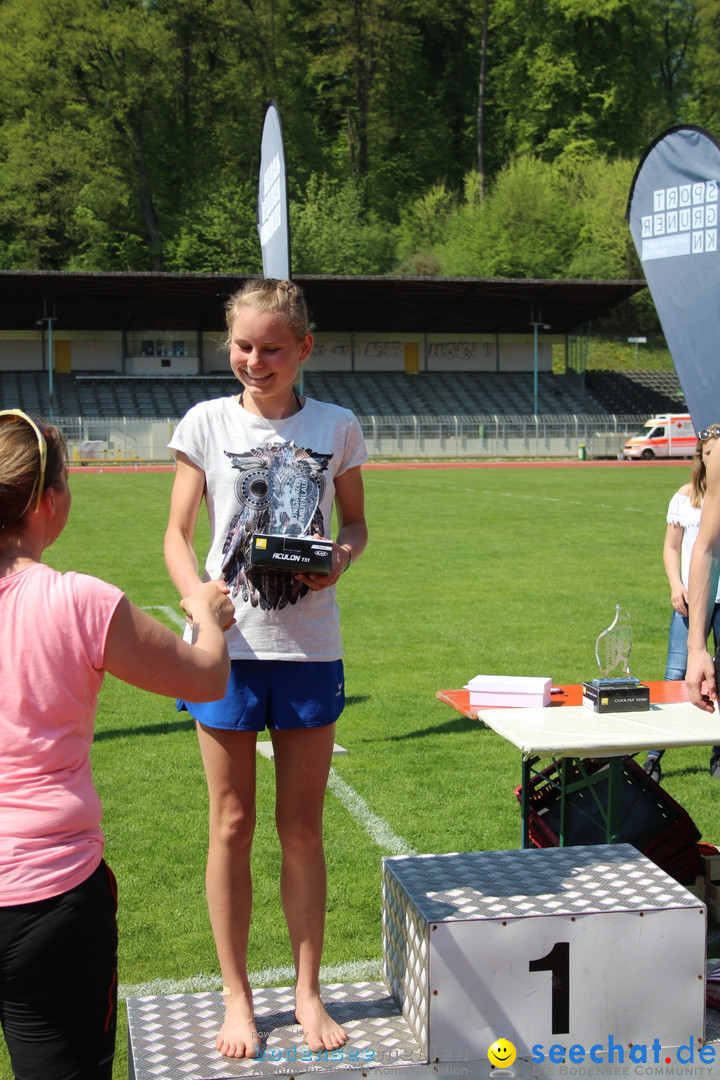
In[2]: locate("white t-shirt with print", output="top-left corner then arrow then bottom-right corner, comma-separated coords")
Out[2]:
667,489 -> 720,601
169,395 -> 368,661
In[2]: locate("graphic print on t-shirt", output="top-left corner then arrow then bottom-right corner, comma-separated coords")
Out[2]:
221,440 -> 331,610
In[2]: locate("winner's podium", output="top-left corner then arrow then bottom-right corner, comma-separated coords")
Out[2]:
127,844 -> 713,1079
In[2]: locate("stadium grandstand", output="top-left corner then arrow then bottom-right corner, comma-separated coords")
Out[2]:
0,271 -> 680,459
0,368 -> 687,421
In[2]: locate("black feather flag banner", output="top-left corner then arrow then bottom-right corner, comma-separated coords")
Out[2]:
257,100 -> 291,280
627,124 -> 720,431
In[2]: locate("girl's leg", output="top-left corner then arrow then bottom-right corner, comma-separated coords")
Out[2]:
195,722 -> 260,1059
270,722 -> 347,1053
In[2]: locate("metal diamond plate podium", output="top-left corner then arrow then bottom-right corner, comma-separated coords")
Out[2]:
126,981 -> 426,1079
383,844 -> 706,1062
127,844 -> 712,1079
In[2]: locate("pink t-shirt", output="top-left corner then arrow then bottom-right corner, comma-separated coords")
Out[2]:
0,562 -> 123,905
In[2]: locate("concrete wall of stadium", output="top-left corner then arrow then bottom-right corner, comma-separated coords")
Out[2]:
0,330 -> 556,375
61,416 -> 639,463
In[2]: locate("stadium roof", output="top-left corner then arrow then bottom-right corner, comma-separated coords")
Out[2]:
0,271 -> 646,335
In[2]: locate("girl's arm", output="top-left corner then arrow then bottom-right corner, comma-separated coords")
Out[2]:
687,441 -> 720,709
164,452 -> 209,597
663,522 -> 687,615
102,582 -> 233,701
296,465 -> 368,590
334,464 -> 368,569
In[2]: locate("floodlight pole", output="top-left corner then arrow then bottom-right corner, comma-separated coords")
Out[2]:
44,308 -> 56,422
530,309 -> 551,415
532,322 -> 539,414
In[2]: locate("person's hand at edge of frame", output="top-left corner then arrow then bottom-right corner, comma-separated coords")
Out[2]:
686,645 -> 718,713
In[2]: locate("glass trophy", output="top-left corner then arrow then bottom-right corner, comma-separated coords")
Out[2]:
582,605 -> 649,712
592,604 -> 636,686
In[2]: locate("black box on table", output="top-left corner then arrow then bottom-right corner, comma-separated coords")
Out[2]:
582,678 -> 650,712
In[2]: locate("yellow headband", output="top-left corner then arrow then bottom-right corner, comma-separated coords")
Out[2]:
0,409 -> 48,513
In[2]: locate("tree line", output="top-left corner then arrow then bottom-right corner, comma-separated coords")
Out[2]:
0,0 -> 715,302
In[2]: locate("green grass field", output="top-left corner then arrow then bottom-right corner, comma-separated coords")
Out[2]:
2,461 -> 720,1079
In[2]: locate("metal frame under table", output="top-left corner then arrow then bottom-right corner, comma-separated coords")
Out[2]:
436,681 -> 720,847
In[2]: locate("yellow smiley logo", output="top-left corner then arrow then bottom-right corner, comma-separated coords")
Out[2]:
488,1038 -> 517,1068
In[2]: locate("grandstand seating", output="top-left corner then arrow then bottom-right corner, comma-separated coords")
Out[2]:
302,371 -> 602,415
0,369 -> 604,418
584,370 -> 687,414
0,367 -> 684,419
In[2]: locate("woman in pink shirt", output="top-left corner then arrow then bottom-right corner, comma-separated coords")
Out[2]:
0,410 -> 234,1080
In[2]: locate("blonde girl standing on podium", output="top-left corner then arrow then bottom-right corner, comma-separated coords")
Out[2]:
164,279 -> 368,1060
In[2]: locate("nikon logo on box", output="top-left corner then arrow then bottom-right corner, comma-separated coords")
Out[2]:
249,533 -> 333,575
582,679 -> 650,713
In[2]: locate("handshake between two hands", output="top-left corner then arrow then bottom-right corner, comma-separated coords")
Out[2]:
180,580 -> 236,632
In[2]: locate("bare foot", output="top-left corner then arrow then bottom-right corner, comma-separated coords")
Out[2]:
217,986 -> 261,1059
295,988 -> 347,1053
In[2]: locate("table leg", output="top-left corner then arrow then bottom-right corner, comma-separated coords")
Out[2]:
559,757 -> 574,846
605,756 -> 623,843
520,755 -> 534,848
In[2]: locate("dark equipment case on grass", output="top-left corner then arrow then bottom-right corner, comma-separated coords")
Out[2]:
515,755 -> 703,884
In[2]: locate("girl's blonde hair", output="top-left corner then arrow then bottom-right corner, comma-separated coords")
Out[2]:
224,278 -> 313,350
0,413 -> 66,530
689,422 -> 720,507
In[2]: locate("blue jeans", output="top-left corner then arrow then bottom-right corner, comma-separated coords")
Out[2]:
647,604 -> 720,759
664,608 -> 691,681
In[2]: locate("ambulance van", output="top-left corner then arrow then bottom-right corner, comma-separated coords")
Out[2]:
622,414 -> 696,459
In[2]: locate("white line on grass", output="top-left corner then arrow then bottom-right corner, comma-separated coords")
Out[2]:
143,604 -> 186,629
119,959 -> 384,1000
327,769 -> 416,856
117,771 -> 400,999
378,477 -> 669,516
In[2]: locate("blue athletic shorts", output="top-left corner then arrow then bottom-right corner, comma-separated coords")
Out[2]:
177,658 -> 345,731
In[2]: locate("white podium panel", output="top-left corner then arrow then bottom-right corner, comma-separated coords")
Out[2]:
382,844 -> 706,1063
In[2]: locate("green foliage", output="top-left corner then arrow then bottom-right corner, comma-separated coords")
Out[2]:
0,0 -> 176,268
301,0 -> 479,211
562,156 -> 642,279
445,160 -> 583,277
395,184 -> 459,274
427,154 -> 638,280
290,174 -> 396,274
0,0 -> 711,278
483,0 -> 679,171
584,334 -> 675,370
164,179 -> 262,273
